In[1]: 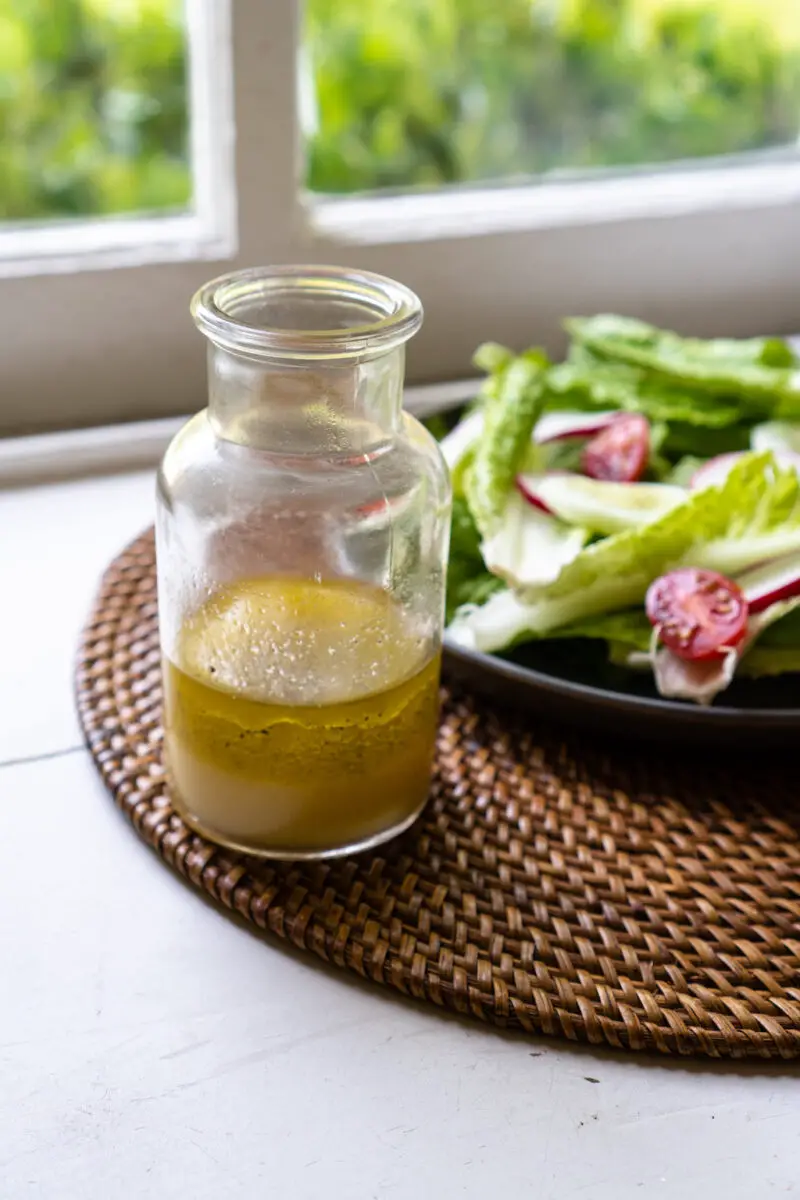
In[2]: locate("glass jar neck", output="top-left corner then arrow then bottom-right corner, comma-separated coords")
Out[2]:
191,266 -> 423,455
207,345 -> 405,453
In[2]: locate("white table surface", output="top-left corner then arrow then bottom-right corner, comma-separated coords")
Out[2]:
1,468 -> 798,1199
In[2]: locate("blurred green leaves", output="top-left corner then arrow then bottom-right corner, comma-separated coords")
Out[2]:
2,0 -> 799,222
0,0 -> 189,221
304,0 -> 800,194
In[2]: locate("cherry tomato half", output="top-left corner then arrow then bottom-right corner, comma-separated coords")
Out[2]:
645,568 -> 748,661
582,414 -> 649,483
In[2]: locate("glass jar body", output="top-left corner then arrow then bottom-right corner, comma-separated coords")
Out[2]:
156,268 -> 451,859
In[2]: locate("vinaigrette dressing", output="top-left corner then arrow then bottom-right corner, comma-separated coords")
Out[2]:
157,264 -> 450,857
163,576 -> 441,857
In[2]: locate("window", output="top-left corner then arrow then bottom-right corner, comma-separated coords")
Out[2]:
2,1 -> 191,226
303,0 -> 800,194
2,0 -> 800,436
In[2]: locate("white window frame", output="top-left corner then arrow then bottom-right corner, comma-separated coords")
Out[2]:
2,0 -> 800,435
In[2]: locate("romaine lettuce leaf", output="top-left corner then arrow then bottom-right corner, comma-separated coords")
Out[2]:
692,458 -> 800,574
566,314 -> 800,411
660,421 -> 752,460
473,342 -> 515,375
552,609 -> 652,651
465,351 -> 548,535
562,601 -> 800,696
547,358 -> 745,428
753,604 -> 800,648
739,647 -> 800,677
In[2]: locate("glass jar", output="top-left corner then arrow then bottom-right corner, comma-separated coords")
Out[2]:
156,265 -> 451,860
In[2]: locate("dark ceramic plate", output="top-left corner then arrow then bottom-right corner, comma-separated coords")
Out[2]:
443,636 -> 800,747
427,363 -> 800,748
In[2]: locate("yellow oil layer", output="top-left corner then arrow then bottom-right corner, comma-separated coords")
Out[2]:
162,576 -> 441,857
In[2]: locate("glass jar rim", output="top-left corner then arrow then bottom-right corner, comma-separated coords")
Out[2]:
191,264 -> 423,362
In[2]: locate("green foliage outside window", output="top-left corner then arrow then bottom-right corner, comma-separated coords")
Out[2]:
305,0 -> 800,193
0,0 -> 189,221
2,0 -> 799,221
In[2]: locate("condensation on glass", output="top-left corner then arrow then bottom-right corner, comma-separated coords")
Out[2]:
156,265 -> 452,859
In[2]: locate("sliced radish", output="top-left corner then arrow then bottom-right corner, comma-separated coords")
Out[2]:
689,453 -> 744,491
691,449 -> 800,490
737,551 -> 800,613
515,471 -> 562,514
533,410 -> 618,445
516,472 -> 685,535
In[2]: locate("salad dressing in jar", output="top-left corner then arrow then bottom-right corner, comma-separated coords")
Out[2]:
156,266 -> 451,859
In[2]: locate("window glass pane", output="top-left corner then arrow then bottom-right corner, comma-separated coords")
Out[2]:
303,0 -> 800,194
1,0 -> 190,222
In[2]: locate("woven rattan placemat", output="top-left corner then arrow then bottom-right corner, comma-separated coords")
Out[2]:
76,529 -> 800,1059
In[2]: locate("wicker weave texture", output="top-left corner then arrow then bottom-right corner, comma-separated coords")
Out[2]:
76,530 -> 800,1059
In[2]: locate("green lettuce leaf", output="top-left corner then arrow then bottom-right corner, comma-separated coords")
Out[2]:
496,604 -> 800,674
464,351 -> 548,535
754,604 -> 800,648
660,421 -> 752,460
568,314 -> 795,369
553,609 -> 652,652
547,359 -> 745,429
693,457 -> 800,574
566,314 -> 800,412
739,647 -> 800,677
473,341 -> 515,375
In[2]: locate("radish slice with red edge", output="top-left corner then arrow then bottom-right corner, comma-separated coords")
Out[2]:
582,413 -> 649,482
533,410 -> 618,445
516,472 -> 684,533
737,551 -> 800,613
514,472 -> 563,514
691,449 -> 800,490
689,453 -> 743,491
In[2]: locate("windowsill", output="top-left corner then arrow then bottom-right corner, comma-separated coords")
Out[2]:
0,212 -> 235,280
311,158 -> 800,245
0,377 -> 480,489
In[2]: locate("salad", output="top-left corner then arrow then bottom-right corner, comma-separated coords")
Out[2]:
439,315 -> 800,706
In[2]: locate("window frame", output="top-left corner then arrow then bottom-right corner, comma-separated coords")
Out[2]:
2,0 -> 800,435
